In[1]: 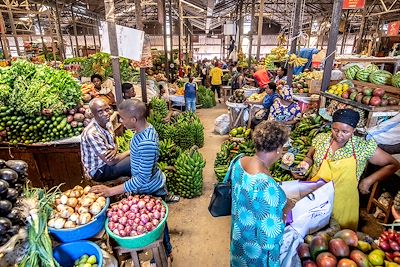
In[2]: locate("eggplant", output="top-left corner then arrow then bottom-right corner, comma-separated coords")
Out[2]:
0,200 -> 12,216
6,207 -> 21,223
7,224 -> 19,236
0,179 -> 9,195
0,169 -> 18,184
0,217 -> 12,233
5,160 -> 28,175
0,159 -> 5,168
13,183 -> 23,194
6,188 -> 19,202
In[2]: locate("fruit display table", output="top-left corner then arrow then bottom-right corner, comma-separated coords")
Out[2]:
335,56 -> 400,74
319,92 -> 400,128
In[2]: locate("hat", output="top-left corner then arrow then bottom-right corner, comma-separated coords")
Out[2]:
332,109 -> 360,128
279,86 -> 293,101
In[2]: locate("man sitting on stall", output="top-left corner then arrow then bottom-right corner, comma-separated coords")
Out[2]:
122,83 -> 136,100
81,98 -> 130,182
90,99 -> 173,260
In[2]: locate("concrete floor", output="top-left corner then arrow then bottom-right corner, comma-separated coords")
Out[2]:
167,104 -> 231,267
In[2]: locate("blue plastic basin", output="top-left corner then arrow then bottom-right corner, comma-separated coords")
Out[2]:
53,241 -> 103,267
48,198 -> 110,243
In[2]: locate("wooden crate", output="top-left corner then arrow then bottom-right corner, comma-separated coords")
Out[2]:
0,143 -> 84,191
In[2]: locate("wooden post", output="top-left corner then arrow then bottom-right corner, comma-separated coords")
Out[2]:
83,27 -> 88,57
71,5 -> 80,57
54,2 -> 65,60
179,0 -> 184,65
169,0 -> 173,67
162,0 -> 169,80
92,25 -> 97,53
321,0 -> 343,91
7,5 -> 21,56
0,12 -> 10,59
134,0 -> 147,103
97,16 -> 102,50
248,0 -> 256,65
287,0 -> 304,87
256,0 -> 265,60
47,11 -> 57,62
355,9 -> 367,54
340,10 -> 350,54
237,0 -> 243,51
104,0 -> 123,105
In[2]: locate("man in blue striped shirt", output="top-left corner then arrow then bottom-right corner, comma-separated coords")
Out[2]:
91,99 -> 172,257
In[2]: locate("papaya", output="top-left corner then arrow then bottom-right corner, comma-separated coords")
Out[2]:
349,250 -> 369,267
334,229 -> 358,247
310,235 -> 329,260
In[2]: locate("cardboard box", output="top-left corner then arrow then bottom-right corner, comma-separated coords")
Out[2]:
307,79 -> 322,94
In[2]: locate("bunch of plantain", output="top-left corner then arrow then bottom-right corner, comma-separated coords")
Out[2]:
148,113 -> 166,139
158,162 -> 178,195
287,54 -> 308,67
116,130 -> 134,153
173,112 -> 204,150
150,97 -> 168,119
174,146 -> 206,198
159,139 -> 181,166
270,160 -> 293,182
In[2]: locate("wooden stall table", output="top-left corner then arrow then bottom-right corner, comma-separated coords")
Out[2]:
226,101 -> 249,129
221,85 -> 233,103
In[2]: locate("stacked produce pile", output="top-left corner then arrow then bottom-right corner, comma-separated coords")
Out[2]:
292,71 -> 323,94
48,185 -> 107,229
228,89 -> 247,103
197,85 -> 216,108
0,60 -> 90,144
298,228 -> 396,266
106,195 -> 166,237
247,92 -> 266,102
393,72 -> 400,88
78,53 -> 139,83
116,130 -> 134,153
0,160 -> 28,247
345,64 -> 399,88
378,229 -> 400,264
150,52 -> 167,75
73,254 -> 98,267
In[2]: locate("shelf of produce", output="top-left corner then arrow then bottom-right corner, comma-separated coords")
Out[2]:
320,92 -> 400,128
335,57 -> 400,73
0,143 -> 84,190
351,80 -> 400,95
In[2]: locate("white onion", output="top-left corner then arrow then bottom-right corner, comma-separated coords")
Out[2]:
79,213 -> 92,225
67,197 -> 78,208
60,195 -> 68,205
64,220 -> 76,228
69,212 -> 79,222
81,197 -> 95,207
48,218 -> 56,228
89,202 -> 102,215
83,185 -> 91,194
54,218 -> 66,229
60,206 -> 74,219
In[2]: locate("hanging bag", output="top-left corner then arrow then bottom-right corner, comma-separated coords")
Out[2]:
208,154 -> 244,217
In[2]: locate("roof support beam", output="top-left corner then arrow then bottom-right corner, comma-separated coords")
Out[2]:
205,0 -> 215,34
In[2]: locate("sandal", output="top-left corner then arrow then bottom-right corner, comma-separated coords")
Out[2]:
166,194 -> 180,203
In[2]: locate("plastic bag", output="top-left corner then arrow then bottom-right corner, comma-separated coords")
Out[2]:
214,114 -> 230,135
367,113 -> 400,145
280,226 -> 302,267
289,181 -> 334,237
279,179 -> 326,202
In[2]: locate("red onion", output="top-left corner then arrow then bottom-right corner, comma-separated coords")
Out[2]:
112,206 -> 118,212
119,229 -> 127,237
132,196 -> 139,204
154,204 -> 162,212
118,203 -> 124,209
117,224 -> 124,230
111,214 -> 119,223
113,229 -> 120,236
107,211 -> 113,218
122,199 -> 129,205
120,216 -> 128,226
132,223 -> 139,230
108,221 -> 116,230
128,195 -> 133,201
139,220 -> 145,226
140,214 -> 149,224
153,211 -> 161,220
122,204 -> 130,212
137,225 -> 145,234
152,219 -> 159,226
139,209 -> 146,215
125,225 -> 132,233
138,200 -> 146,209
130,206 -> 138,213
155,199 -> 162,205
130,230 -> 137,236
160,212 -> 165,218
126,212 -> 135,219
145,222 -> 154,231
127,219 -> 134,226
134,218 -> 141,224
128,200 -> 134,207
146,202 -> 155,211
117,210 -> 124,217
135,213 -> 140,218
148,213 -> 154,220
143,195 -> 150,202
161,207 -> 166,213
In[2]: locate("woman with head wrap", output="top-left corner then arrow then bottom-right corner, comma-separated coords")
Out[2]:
268,86 -> 301,125
293,109 -> 400,230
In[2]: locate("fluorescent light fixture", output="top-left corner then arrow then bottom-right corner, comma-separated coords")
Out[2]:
181,0 -> 205,12
19,17 -> 30,21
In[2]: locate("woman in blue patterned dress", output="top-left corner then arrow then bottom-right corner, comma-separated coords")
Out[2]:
268,86 -> 301,126
230,121 -> 290,267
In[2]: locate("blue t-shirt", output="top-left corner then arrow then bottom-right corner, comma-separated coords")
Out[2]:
123,125 -> 164,194
184,82 -> 197,99
262,92 -> 279,109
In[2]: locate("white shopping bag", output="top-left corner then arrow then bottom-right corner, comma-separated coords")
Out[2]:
289,181 -> 334,237
280,226 -> 302,267
279,179 -> 326,202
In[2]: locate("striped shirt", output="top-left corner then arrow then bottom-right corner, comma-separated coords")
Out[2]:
124,125 -> 165,194
80,120 -> 115,176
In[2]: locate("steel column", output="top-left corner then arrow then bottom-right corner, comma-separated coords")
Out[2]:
54,2 -> 65,60
256,0 -> 265,60
7,5 -> 21,56
248,0 -> 256,65
287,0 -> 304,86
71,5 -> 80,57
162,0 -> 170,80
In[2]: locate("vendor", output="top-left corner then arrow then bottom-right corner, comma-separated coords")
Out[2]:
274,67 -> 287,84
248,82 -> 279,128
81,98 -> 130,182
295,109 -> 400,230
246,65 -> 271,89
122,83 -> 136,100
231,66 -> 245,90
90,99 -> 173,260
268,86 -> 301,125
91,74 -> 116,106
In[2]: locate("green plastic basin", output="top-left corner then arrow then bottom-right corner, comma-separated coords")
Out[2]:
105,201 -> 168,249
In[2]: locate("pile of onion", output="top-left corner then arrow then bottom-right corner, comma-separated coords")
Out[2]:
48,185 -> 106,229
107,195 -> 166,237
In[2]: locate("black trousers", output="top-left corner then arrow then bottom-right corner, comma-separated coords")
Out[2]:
211,85 -> 221,98
92,157 -> 131,182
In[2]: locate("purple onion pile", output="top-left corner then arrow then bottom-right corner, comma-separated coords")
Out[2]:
107,195 -> 166,237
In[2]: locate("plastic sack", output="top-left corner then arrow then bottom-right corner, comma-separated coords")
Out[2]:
289,181 -> 334,237
331,69 -> 344,81
214,114 -> 230,135
278,179 -> 326,202
280,226 -> 302,267
367,113 -> 400,145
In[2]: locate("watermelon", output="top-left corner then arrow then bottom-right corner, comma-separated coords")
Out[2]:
392,72 -> 400,88
366,64 -> 379,72
344,65 -> 362,80
355,69 -> 372,82
369,70 -> 393,85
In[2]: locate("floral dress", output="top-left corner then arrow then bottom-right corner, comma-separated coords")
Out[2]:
268,99 -> 301,123
230,159 -> 287,267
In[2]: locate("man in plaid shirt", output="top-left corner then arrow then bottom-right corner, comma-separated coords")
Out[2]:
81,98 -> 130,181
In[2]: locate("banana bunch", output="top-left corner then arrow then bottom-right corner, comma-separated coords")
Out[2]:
264,57 -> 277,71
150,97 -> 168,119
174,112 -> 204,150
277,34 -> 287,46
271,46 -> 288,61
148,113 -> 166,139
159,139 -> 181,166
158,162 -> 178,195
116,130 -> 134,153
174,146 -> 206,198
270,161 -> 293,182
248,92 -> 267,102
290,115 -> 324,139
288,54 -> 308,67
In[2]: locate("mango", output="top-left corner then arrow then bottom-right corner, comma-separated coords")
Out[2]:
350,250 -> 369,267
358,241 -> 372,253
368,251 -> 384,266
